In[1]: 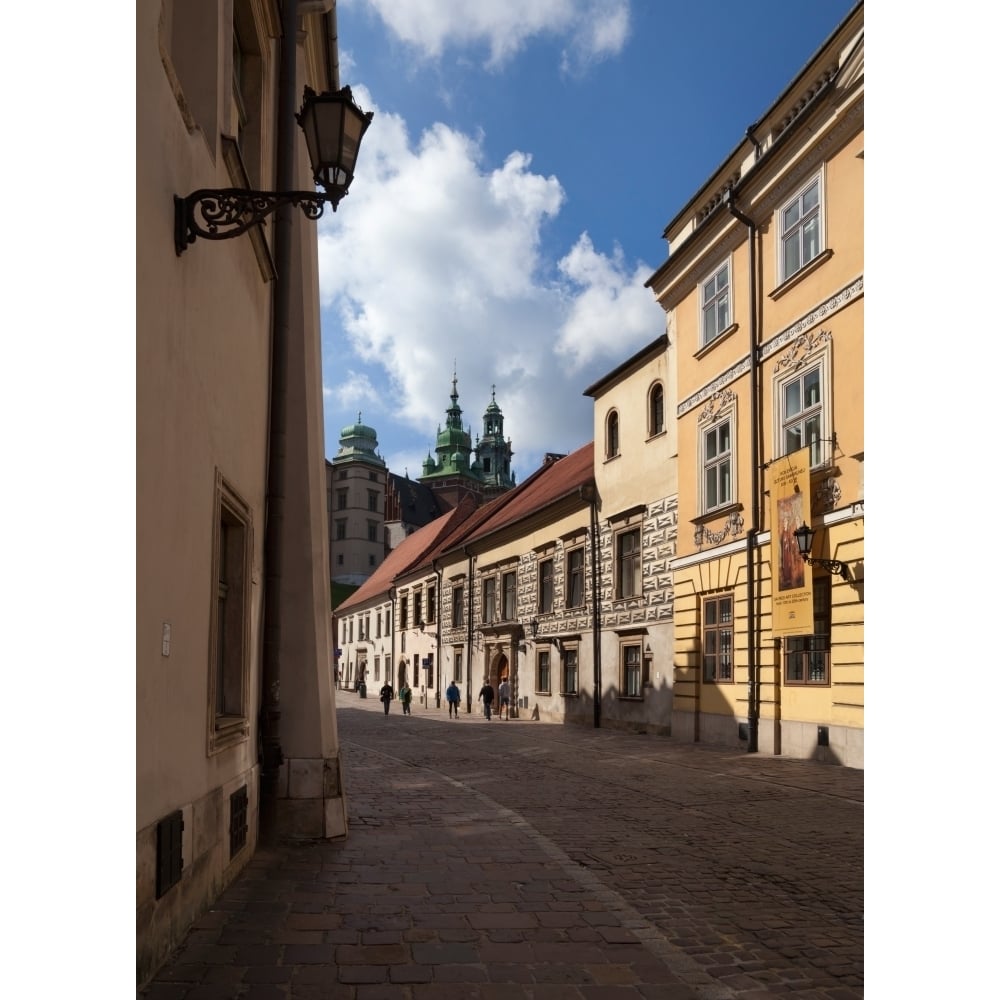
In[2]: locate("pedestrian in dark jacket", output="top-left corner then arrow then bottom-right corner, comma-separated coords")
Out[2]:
379,681 -> 393,716
446,681 -> 461,718
478,681 -> 495,721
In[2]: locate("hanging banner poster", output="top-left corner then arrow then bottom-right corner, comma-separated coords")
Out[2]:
771,447 -> 813,637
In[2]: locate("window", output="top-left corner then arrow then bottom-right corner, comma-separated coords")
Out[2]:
335,519 -> 346,541
567,548 -> 585,608
365,615 -> 371,640
367,490 -> 379,512
502,571 -> 516,621
703,594 -> 734,683
337,489 -> 348,510
337,554 -> 344,565
701,261 -> 731,345
452,585 -> 464,627
622,643 -> 642,698
210,480 -> 252,752
400,595 -> 408,630
482,577 -> 496,624
785,577 -> 831,685
536,650 -> 551,693
606,410 -> 620,459
414,592 -> 422,628
649,383 -> 664,436
615,528 -> 641,600
385,609 -> 391,634
703,419 -> 732,512
539,559 -> 554,614
376,613 -> 381,639
374,656 -> 380,681
779,361 -> 828,468
367,520 -> 377,542
454,648 -> 464,683
369,554 -> 375,567
370,471 -> 378,481
427,586 -> 435,623
780,175 -> 822,282
562,645 -> 578,695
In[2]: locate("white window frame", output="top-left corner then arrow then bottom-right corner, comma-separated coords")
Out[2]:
605,409 -> 620,459
778,172 -> 825,284
773,342 -> 832,470
700,407 -> 736,515
614,526 -> 642,600
700,259 -> 731,347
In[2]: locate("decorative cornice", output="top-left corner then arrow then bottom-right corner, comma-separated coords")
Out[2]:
680,360 -> 750,418
678,276 -> 863,416
760,276 -> 863,360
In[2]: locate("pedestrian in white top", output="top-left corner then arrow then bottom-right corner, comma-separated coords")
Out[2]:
498,678 -> 511,720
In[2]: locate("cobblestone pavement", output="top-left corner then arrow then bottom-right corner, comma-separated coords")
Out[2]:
140,697 -> 863,998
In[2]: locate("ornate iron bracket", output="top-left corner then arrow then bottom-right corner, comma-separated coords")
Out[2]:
801,554 -> 849,580
174,188 -> 343,255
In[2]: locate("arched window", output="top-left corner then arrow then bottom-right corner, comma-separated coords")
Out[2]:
649,383 -> 664,436
606,410 -> 620,459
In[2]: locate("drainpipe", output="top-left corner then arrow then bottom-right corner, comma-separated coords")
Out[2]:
260,0 -> 300,834
582,484 -> 602,729
465,549 -> 474,713
725,186 -> 761,755
388,587 -> 395,697
435,565 -> 443,703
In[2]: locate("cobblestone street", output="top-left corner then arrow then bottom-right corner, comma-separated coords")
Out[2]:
142,699 -> 863,998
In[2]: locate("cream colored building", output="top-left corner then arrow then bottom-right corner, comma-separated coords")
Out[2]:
137,0 -> 357,982
645,2 -> 864,765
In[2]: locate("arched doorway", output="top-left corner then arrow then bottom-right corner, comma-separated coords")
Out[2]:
397,659 -> 408,692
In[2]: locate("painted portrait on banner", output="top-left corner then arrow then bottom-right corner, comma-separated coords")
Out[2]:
770,448 -> 813,637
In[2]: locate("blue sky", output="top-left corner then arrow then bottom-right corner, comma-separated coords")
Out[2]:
317,0 -> 859,482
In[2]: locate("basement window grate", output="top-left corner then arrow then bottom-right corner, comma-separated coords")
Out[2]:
229,785 -> 249,859
156,810 -> 183,899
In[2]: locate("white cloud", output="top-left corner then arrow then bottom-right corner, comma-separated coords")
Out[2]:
346,0 -> 630,71
317,89 -> 662,479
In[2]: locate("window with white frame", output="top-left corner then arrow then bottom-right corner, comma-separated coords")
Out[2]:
777,356 -> 830,469
427,585 -> 435,623
780,175 -> 823,282
703,418 -> 733,513
562,645 -> 578,695
649,382 -> 664,436
453,648 -> 464,683
701,261 -> 730,346
452,585 -> 464,627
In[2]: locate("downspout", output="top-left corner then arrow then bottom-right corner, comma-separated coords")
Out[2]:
584,485 -> 602,729
260,0 -> 300,833
465,549 -> 474,713
725,186 -> 761,754
388,587 -> 395,696
435,565 -> 443,701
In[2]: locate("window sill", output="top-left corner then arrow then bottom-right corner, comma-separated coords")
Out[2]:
603,452 -> 622,465
769,248 -> 834,301
645,429 -> 667,443
618,695 -> 644,702
695,322 -> 739,359
690,502 -> 743,526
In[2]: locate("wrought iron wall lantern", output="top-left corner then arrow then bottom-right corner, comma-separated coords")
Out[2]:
793,523 -> 849,580
529,618 -> 539,638
174,86 -> 373,256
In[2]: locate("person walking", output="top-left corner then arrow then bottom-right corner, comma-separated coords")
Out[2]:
446,680 -> 461,718
497,677 -> 511,720
379,680 -> 394,716
478,680 -> 495,721
400,681 -> 412,715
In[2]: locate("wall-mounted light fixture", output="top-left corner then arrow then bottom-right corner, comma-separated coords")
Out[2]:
793,523 -> 849,580
418,620 -> 426,633
529,618 -> 539,638
174,85 -> 373,255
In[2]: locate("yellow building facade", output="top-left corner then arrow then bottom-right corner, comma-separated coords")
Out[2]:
646,3 -> 864,766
